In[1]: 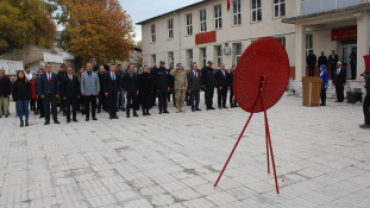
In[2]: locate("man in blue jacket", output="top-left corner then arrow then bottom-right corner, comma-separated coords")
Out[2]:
38,63 -> 60,125
360,71 -> 370,129
319,65 -> 329,106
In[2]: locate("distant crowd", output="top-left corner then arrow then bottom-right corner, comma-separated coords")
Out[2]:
0,60 -> 240,127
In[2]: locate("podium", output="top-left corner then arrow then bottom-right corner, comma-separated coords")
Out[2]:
302,77 -> 322,107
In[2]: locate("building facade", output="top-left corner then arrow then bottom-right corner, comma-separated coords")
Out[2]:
138,0 -> 370,92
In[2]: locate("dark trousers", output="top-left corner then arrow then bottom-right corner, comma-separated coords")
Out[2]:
84,95 -> 96,119
44,94 -> 58,122
351,62 -> 357,80
152,88 -> 157,106
106,93 -> 118,116
230,89 -> 235,107
205,86 -> 214,108
189,90 -> 200,110
217,87 -> 228,107
126,93 -> 137,115
331,67 -> 336,80
321,89 -> 327,104
141,93 -> 152,111
335,84 -> 344,102
30,99 -> 36,112
66,97 -> 77,121
37,97 -> 44,116
363,93 -> 370,125
98,92 -> 106,111
158,90 -> 168,112
308,66 -> 315,77
61,99 -> 66,113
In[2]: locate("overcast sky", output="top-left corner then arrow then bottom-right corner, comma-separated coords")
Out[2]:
118,0 -> 202,42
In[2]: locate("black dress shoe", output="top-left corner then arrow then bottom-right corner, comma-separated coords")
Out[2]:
25,120 -> 29,126
159,111 -> 162,114
5,114 -> 8,118
147,112 -> 151,116
92,118 -> 98,121
192,109 -> 195,112
109,115 -> 113,120
163,111 -> 169,114
133,113 -> 138,117
85,118 -> 89,121
114,115 -> 119,119
44,121 -> 50,125
73,120 -> 78,122
223,106 -> 228,109
20,120 -> 24,127
54,120 -> 60,124
210,107 -> 215,110
218,107 -> 222,109
39,115 -> 44,119
195,108 -> 201,111
67,119 -> 71,123
126,114 -> 130,118
121,108 -> 126,112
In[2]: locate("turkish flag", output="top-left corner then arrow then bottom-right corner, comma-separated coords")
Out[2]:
227,0 -> 231,11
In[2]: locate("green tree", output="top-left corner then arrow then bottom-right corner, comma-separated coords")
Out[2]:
0,0 -> 57,51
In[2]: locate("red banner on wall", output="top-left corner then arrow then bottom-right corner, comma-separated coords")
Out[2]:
195,31 -> 216,45
332,26 -> 357,41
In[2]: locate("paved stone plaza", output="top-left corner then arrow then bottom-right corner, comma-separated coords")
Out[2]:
0,95 -> 369,208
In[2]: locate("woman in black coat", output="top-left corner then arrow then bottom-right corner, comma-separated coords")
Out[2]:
139,66 -> 153,116
12,71 -> 32,127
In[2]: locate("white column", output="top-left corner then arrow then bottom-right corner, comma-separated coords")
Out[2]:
357,11 -> 370,80
295,24 -> 306,80
295,0 -> 301,16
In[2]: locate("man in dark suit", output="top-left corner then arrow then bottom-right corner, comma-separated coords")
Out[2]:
306,50 -> 317,77
103,64 -> 120,119
152,61 -> 171,114
123,64 -> 139,118
187,63 -> 202,112
328,50 -> 339,80
201,61 -> 216,110
318,51 -> 328,68
57,63 -> 67,114
333,62 -> 346,102
38,63 -> 60,125
228,65 -> 238,108
62,67 -> 80,123
216,63 -> 229,109
349,48 -> 357,80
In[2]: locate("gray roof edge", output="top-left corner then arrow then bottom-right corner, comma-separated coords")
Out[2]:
136,0 -> 208,25
282,3 -> 370,24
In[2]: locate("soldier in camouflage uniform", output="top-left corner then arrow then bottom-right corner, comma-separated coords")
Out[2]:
170,63 -> 188,113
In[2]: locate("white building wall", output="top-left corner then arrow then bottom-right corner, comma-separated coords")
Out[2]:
140,0 -> 297,69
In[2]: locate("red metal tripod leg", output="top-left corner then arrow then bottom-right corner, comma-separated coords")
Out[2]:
263,105 -> 280,194
214,112 -> 254,188
264,114 -> 270,174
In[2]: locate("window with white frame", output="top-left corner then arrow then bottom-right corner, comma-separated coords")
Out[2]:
168,52 -> 174,65
187,49 -> 193,69
275,37 -> 286,49
186,13 -> 193,35
214,4 -> 222,29
201,48 -> 207,68
233,0 -> 242,25
251,0 -> 262,23
274,0 -> 285,18
200,9 -> 207,32
151,24 -> 156,43
216,46 -> 222,67
306,34 -> 313,56
151,54 -> 156,67
168,19 -> 173,39
236,43 -> 242,64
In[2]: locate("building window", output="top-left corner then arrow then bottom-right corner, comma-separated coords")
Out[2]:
187,49 -> 193,69
275,37 -> 286,49
200,9 -> 207,32
168,19 -> 174,39
151,24 -> 156,43
235,43 -> 242,64
214,4 -> 222,30
151,54 -> 156,67
201,48 -> 207,68
216,46 -> 222,67
168,52 -> 174,66
251,0 -> 262,23
306,34 -> 313,56
186,13 -> 193,36
233,0 -> 242,25
274,0 -> 285,18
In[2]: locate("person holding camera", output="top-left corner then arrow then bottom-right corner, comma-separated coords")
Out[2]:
360,71 -> 370,129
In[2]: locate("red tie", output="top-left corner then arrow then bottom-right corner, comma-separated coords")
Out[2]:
48,74 -> 51,83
